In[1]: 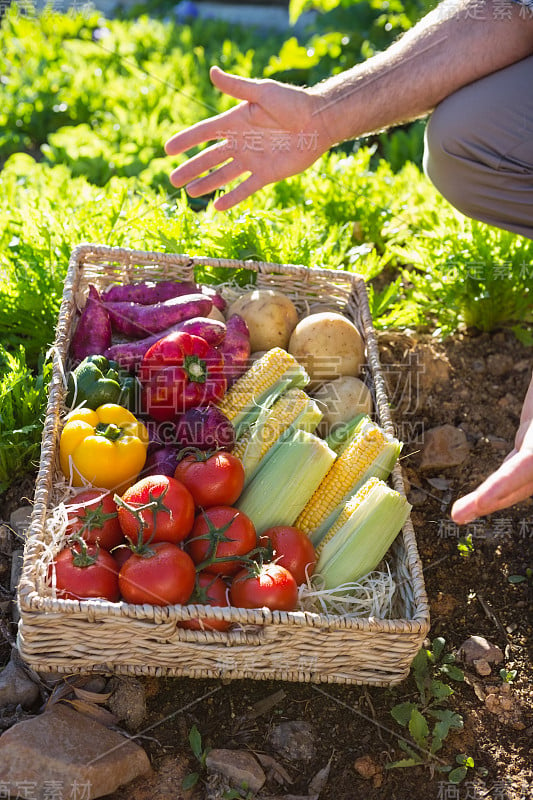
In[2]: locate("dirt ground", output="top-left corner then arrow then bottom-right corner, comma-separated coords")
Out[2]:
1,326 -> 532,800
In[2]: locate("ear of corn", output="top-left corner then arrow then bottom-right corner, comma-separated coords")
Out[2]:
316,477 -> 411,588
296,418 -> 402,547
235,428 -> 336,534
233,388 -> 323,486
325,413 -> 366,454
216,347 -> 309,438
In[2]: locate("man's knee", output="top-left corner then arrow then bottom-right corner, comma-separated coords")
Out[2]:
423,96 -> 482,218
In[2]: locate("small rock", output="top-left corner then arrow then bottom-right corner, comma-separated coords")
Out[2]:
513,359 -> 530,372
205,749 -> 266,794
458,635 -> 504,665
354,755 -> 380,779
112,754 -> 197,800
0,703 -> 151,798
0,650 -> 40,709
10,549 -> 24,624
414,346 -> 450,390
473,659 -> 492,677
107,677 -> 147,731
0,524 -> 13,555
431,592 -> 458,617
484,688 -> 525,730
268,720 -> 316,762
471,358 -> 486,374
408,488 -> 427,507
9,506 -> 33,538
486,353 -> 513,377
420,425 -> 470,471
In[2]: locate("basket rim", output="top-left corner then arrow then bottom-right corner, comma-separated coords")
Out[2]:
18,243 -> 430,637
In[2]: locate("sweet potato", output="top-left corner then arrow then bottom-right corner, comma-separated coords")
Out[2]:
102,280 -> 226,311
104,294 -> 212,338
218,314 -> 251,386
70,285 -> 112,363
105,317 -> 226,372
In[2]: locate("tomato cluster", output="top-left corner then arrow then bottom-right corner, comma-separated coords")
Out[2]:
52,450 -> 317,626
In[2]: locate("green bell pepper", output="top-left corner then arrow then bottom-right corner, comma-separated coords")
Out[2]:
66,355 -> 131,410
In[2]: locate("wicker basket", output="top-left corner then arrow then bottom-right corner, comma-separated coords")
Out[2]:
17,243 -> 430,685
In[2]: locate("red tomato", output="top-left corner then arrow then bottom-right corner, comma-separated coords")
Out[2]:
118,475 -> 195,545
51,542 -> 120,602
179,572 -> 231,631
119,542 -> 196,606
186,505 -> 256,576
230,563 -> 298,612
259,526 -> 316,586
113,545 -> 133,570
174,451 -> 245,508
65,489 -> 125,551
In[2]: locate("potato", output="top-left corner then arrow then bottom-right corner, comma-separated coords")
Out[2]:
312,376 -> 373,437
227,289 -> 298,352
288,312 -> 365,383
207,305 -> 226,323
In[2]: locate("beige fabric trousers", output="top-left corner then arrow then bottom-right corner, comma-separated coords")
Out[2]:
423,55 -> 533,240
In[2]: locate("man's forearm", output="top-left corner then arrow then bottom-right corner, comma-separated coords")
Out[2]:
309,0 -> 533,146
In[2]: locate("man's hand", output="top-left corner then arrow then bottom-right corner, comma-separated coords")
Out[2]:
164,66 -> 333,211
451,372 -> 533,524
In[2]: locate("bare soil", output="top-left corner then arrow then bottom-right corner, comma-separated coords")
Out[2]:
1,327 -> 532,800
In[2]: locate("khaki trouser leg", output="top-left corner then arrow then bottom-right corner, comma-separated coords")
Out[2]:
424,55 -> 533,240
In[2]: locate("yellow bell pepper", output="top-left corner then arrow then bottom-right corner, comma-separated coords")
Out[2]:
59,404 -> 149,490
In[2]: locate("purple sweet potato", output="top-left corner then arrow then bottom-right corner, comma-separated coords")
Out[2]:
174,405 -> 235,451
105,317 -> 226,372
103,293 -> 212,338
70,285 -> 112,363
218,314 -> 251,386
142,446 -> 181,477
102,280 -> 226,312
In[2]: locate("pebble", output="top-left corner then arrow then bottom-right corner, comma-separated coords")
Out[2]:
0,702 -> 151,798
112,754 -> 196,800
420,425 -> 470,471
9,506 -> 33,538
473,659 -> 492,677
9,549 -> 24,624
486,353 -> 514,376
457,635 -> 504,665
107,677 -> 147,731
0,524 -> 13,555
205,749 -> 266,794
0,650 -> 40,709
268,720 -> 316,762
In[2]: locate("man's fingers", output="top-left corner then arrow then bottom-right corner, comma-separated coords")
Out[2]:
451,451 -> 533,524
169,141 -> 234,187
209,66 -> 264,103
185,160 -> 245,198
164,104 -> 243,156
213,173 -> 265,211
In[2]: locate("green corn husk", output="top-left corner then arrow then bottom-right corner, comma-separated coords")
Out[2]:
316,477 -> 411,589
235,428 -> 336,534
235,389 -> 323,487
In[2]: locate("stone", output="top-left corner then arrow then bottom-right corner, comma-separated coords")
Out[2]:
473,659 -> 492,677
354,755 -> 380,779
458,635 -> 504,665
420,425 -> 470,471
0,523 -> 13,555
9,506 -> 33,538
268,720 -> 316,762
0,702 -> 152,799
10,549 -> 24,624
112,754 -> 197,800
205,749 -> 266,795
0,650 -> 40,709
486,353 -> 513,377
107,677 -> 147,731
414,345 -> 450,391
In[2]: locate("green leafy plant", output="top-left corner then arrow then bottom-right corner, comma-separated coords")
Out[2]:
182,724 -> 210,791
387,637 -> 466,779
499,668 -> 518,684
0,346 -> 52,495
